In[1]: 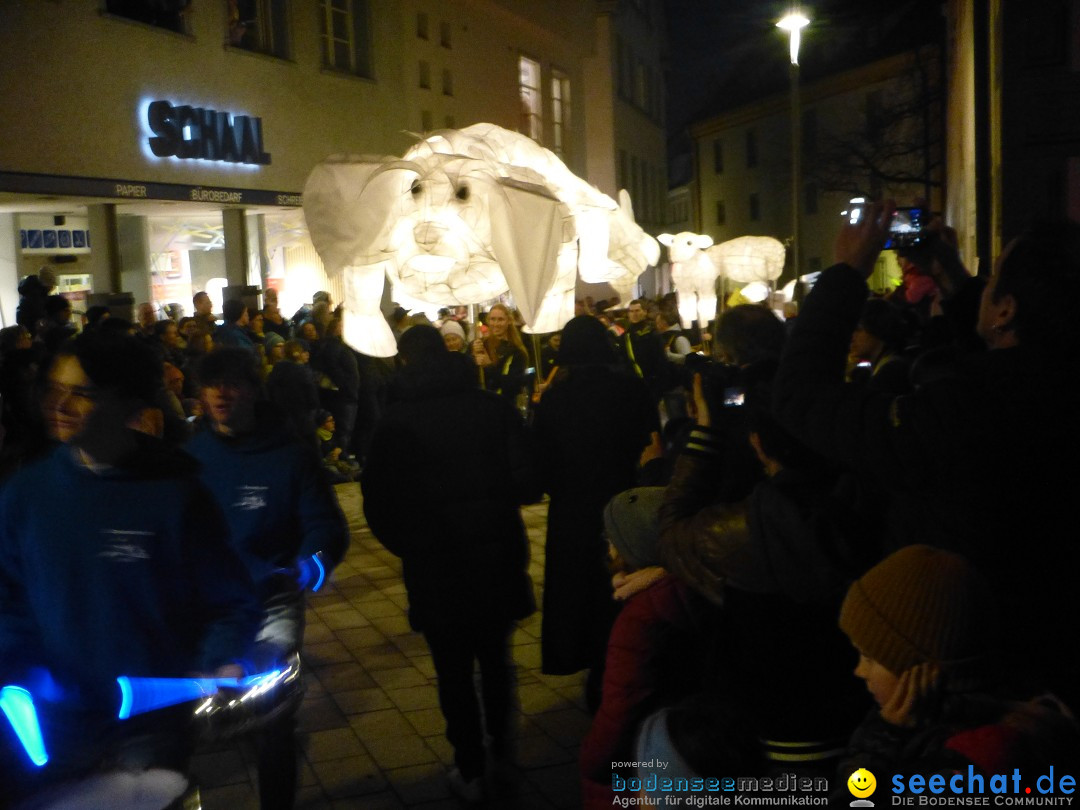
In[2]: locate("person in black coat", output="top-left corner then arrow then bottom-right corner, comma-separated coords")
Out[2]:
312,316 -> 360,455
266,339 -> 321,446
532,315 -> 659,705
361,326 -> 538,800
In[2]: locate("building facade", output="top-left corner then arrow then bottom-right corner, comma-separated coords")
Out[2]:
0,0 -> 665,325
688,50 -> 944,292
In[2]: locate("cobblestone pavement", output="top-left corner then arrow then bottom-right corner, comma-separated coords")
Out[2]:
193,484 -> 588,809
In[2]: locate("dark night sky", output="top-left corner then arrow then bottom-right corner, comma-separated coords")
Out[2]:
662,0 -> 944,179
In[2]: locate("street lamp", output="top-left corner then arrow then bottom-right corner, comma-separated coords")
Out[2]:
776,10 -> 810,295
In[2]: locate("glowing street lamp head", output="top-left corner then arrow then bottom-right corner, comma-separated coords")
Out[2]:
777,12 -> 810,65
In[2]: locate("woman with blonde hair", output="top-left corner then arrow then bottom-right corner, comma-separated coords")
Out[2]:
471,303 -> 528,405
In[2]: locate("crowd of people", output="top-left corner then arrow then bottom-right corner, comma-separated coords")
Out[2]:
3,203 -> 1080,807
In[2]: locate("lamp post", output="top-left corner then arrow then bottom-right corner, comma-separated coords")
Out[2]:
776,11 -> 809,295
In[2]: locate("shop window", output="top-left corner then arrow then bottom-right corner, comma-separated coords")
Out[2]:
421,110 -> 433,131
320,0 -> 372,78
519,55 -> 542,142
713,139 -> 724,174
440,20 -> 452,48
716,201 -> 726,226
419,60 -> 431,89
416,11 -> 428,39
442,68 -> 453,96
551,69 -> 571,158
228,0 -> 289,57
108,0 -> 189,33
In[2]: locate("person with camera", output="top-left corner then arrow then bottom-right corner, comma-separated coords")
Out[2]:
652,305 -> 876,776
773,201 -> 1080,709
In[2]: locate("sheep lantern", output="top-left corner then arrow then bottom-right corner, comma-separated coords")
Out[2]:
658,231 -> 718,329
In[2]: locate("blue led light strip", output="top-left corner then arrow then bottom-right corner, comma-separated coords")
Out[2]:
0,685 -> 49,767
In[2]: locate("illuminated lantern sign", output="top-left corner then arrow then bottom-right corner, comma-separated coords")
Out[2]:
146,100 -> 272,165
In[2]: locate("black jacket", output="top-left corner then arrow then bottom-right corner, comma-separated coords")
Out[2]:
361,353 -> 538,632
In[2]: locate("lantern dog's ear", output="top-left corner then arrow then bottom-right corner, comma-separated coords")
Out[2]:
487,177 -> 564,330
303,157 -> 406,358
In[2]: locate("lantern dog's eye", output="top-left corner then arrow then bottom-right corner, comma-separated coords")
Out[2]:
455,185 -> 470,201
410,179 -> 423,196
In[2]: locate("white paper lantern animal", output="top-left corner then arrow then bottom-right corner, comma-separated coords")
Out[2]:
658,231 -> 717,328
302,124 -> 659,356
708,235 -> 787,284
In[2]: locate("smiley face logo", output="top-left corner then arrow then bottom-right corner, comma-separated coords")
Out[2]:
848,768 -> 877,799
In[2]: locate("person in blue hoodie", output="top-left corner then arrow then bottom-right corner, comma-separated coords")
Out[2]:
186,347 -> 350,810
0,330 -> 260,803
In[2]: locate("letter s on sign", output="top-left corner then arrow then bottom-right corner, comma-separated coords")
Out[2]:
147,101 -> 179,158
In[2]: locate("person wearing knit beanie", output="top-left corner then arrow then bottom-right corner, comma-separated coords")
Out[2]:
839,544 -> 999,720
603,487 -> 666,572
439,319 -> 467,352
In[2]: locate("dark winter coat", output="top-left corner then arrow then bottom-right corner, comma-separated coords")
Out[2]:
266,360 -> 321,443
361,352 -> 538,632
532,364 -> 658,674
659,426 -> 871,745
315,336 -> 360,402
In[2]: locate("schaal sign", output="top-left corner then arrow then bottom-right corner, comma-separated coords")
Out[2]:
146,100 -> 271,165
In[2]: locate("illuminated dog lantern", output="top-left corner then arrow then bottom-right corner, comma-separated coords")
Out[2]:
659,231 -> 718,328
303,124 -> 659,356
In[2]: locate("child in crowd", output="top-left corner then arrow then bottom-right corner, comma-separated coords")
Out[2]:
580,486 -> 721,809
833,545 -> 1079,801
316,409 -> 357,483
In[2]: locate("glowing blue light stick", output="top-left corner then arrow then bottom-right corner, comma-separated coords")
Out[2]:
296,553 -> 326,592
116,669 -> 284,720
0,685 -> 49,767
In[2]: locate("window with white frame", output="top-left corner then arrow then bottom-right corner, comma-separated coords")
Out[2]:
319,0 -> 372,77
551,69 -> 571,158
519,55 -> 542,142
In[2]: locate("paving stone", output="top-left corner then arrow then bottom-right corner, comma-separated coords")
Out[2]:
371,666 -> 429,690
402,707 -> 446,737
304,639 -> 357,665
370,615 -> 414,637
331,686 -> 395,715
321,609 -> 374,630
517,682 -> 570,715
334,625 -> 389,650
304,726 -> 369,762
363,733 -> 439,769
296,696 -> 351,733
387,684 -> 441,712
385,762 -> 452,805
310,753 -> 388,798
349,708 -> 417,743
313,661 -> 378,692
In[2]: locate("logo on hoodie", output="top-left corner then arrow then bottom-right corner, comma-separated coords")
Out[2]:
99,530 -> 153,562
234,485 -> 269,511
